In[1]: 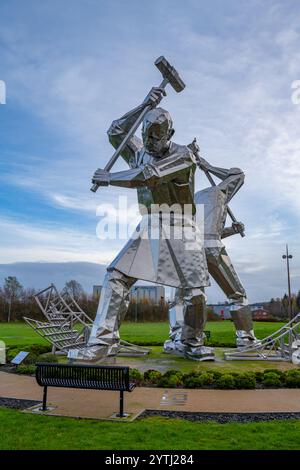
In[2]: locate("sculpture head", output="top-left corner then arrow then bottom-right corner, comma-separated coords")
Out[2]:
142,107 -> 174,156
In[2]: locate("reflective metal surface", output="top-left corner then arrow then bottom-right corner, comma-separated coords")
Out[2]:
78,91 -> 210,360
165,159 -> 257,351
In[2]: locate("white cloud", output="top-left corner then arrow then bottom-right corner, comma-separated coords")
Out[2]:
1,1 -> 300,301
0,215 -> 118,264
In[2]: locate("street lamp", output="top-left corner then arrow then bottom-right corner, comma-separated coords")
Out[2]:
282,244 -> 293,320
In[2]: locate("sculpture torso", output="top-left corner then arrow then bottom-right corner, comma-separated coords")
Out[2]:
129,142 -> 196,215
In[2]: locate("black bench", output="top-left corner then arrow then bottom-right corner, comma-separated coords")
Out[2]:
35,362 -> 135,417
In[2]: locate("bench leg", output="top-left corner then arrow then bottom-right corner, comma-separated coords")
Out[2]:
116,391 -> 130,418
119,390 -> 124,417
42,386 -> 48,411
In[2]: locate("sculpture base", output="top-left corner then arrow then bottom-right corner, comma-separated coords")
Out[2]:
164,340 -> 215,361
68,340 -> 150,362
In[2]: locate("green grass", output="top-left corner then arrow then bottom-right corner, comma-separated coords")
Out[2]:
0,408 -> 300,450
120,346 -> 296,373
120,321 -> 286,346
0,322 -> 48,347
0,320 -> 285,347
2,320 -> 297,374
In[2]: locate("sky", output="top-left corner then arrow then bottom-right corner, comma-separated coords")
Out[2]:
0,0 -> 300,301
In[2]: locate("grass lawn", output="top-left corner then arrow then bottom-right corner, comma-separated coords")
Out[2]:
119,346 -> 297,373
121,320 -> 286,346
2,320 -> 297,373
0,408 -> 300,450
0,320 -> 285,348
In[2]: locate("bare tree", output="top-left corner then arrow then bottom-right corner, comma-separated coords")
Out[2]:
62,280 -> 84,301
3,276 -> 23,322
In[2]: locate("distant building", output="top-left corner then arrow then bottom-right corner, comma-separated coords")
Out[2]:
209,303 -> 272,320
93,285 -> 102,298
252,308 -> 271,321
208,304 -> 232,319
130,285 -> 165,305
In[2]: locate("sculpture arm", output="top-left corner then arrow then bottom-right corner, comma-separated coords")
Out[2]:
217,168 -> 245,203
198,157 -> 245,203
221,222 -> 245,239
107,88 -> 165,166
221,226 -> 237,239
107,104 -> 144,166
93,150 -> 196,189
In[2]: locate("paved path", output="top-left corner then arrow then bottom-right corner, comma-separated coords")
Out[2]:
1,371 -> 300,421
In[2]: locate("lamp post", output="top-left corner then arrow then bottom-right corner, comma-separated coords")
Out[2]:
282,244 -> 293,320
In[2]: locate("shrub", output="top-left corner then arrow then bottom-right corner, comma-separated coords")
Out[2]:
234,373 -> 256,389
17,364 -> 36,375
182,374 -> 203,388
143,369 -> 162,384
262,372 -> 282,388
36,354 -> 59,363
129,368 -> 143,385
7,344 -> 52,364
182,371 -> 201,388
198,372 -> 214,387
158,375 -> 182,388
29,344 -> 51,356
215,374 -> 235,389
6,348 -> 22,362
255,371 -> 264,382
284,370 -> 300,388
208,369 -> 222,380
23,353 -> 39,365
263,369 -> 285,380
162,369 -> 183,380
158,371 -> 183,388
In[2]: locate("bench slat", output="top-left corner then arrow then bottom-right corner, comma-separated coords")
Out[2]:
36,363 -> 134,392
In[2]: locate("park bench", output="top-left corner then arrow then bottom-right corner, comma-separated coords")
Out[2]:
35,362 -> 135,417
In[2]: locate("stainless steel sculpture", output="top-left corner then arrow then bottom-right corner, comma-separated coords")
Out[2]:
24,284 -> 93,354
72,57 -> 214,361
23,284 -> 149,357
224,313 -> 300,362
164,141 -> 258,355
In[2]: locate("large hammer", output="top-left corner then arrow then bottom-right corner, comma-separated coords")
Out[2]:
91,56 -> 185,192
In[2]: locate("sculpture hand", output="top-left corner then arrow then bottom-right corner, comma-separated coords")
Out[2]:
143,87 -> 166,108
232,221 -> 245,234
196,155 -> 210,171
92,169 -> 110,186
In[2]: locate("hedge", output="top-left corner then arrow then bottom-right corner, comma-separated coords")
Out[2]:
3,346 -> 300,389
128,367 -> 300,389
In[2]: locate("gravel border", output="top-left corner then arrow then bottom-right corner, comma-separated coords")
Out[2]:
0,397 -> 41,410
139,409 -> 300,423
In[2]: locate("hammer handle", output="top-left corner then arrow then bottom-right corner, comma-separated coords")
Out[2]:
91,77 -> 169,192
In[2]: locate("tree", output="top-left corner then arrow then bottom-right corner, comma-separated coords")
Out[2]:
3,276 -> 23,322
62,280 -> 84,301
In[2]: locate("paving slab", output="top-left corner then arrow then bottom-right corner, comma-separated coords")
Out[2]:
1,371 -> 300,421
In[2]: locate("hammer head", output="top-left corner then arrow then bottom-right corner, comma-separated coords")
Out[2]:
155,56 -> 185,93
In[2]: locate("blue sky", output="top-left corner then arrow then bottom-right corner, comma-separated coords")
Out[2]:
0,0 -> 300,301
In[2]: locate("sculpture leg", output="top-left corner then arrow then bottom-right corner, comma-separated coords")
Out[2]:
164,287 -> 214,361
165,288 -> 184,342
206,247 -> 258,347
73,269 -> 136,360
